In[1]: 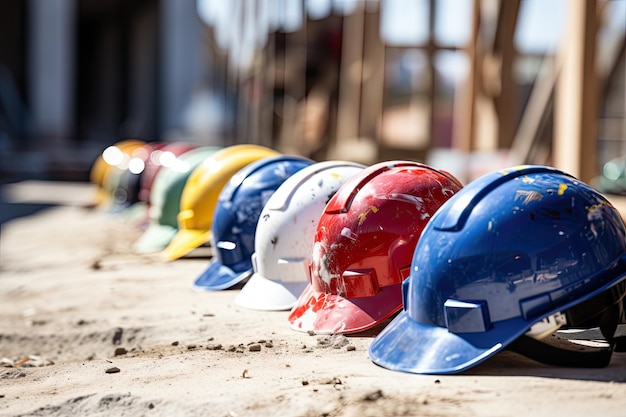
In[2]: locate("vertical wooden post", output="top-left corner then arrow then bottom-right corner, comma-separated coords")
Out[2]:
282,1 -> 307,149
426,0 -> 436,150
335,3 -> 365,141
260,30 -> 276,148
452,0 -> 481,152
554,0 -> 598,182
494,0 -> 520,149
359,3 -> 385,141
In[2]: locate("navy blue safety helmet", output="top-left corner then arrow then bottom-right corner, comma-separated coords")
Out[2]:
193,155 -> 314,290
369,165 -> 626,374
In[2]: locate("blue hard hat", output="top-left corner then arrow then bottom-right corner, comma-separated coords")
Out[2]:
369,165 -> 626,374
193,155 -> 314,290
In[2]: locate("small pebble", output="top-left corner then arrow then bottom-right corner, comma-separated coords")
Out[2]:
105,367 -> 120,374
319,377 -> 342,385
114,347 -> 128,356
363,390 -> 383,401
206,344 -> 223,350
248,344 -> 262,352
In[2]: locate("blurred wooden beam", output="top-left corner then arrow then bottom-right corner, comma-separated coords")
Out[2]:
492,0 -> 520,149
473,0 -> 519,151
509,56 -> 562,165
336,3 -> 365,141
554,0 -> 598,183
509,0 -> 623,167
262,31 -> 278,148
453,0 -> 481,152
600,32 -> 625,100
359,4 -> 385,141
453,0 -> 518,153
426,0 -> 436,151
277,8 -> 308,153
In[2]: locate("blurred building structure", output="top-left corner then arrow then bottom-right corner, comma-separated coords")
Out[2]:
1,0 -> 213,180
0,0 -> 624,189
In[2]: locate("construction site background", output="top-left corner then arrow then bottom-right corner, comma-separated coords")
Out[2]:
0,0 -> 624,191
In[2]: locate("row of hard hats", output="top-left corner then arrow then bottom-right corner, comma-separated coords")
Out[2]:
92,140 -> 626,375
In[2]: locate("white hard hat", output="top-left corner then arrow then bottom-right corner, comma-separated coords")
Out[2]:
235,160 -> 366,311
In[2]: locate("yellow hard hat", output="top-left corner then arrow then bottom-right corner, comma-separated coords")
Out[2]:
90,139 -> 146,207
162,144 -> 280,261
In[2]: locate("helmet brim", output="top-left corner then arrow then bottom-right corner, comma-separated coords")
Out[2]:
369,266 -> 626,375
287,283 -> 402,335
235,273 -> 308,311
133,223 -> 178,254
192,259 -> 252,291
162,228 -> 212,261
368,311 -> 506,375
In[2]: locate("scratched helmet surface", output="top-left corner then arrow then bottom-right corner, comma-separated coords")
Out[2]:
369,165 -> 626,374
235,160 -> 366,311
288,161 -> 463,334
193,155 -> 314,290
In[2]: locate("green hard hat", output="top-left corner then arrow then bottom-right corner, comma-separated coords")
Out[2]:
133,146 -> 222,254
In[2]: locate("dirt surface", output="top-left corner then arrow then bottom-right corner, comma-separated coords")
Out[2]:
1,181 -> 626,417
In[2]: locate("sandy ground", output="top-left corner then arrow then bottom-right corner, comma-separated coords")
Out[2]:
1,181 -> 626,417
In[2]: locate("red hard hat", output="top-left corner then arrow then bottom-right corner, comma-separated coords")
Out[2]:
288,161 -> 463,334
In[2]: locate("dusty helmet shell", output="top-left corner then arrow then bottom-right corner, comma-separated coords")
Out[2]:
288,161 -> 463,334
235,160 -> 366,310
193,155 -> 314,290
369,165 -> 626,374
